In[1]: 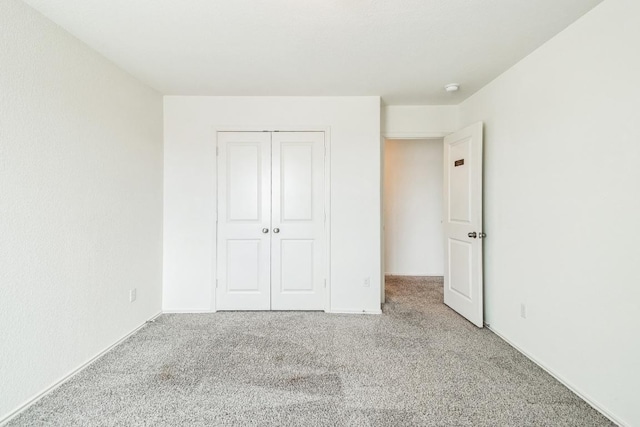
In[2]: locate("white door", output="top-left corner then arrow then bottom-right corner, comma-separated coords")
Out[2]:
443,123 -> 484,327
271,132 -> 325,310
216,132 -> 272,310
217,131 -> 325,311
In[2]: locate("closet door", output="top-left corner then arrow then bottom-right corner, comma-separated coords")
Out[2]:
216,132 -> 272,310
271,132 -> 325,310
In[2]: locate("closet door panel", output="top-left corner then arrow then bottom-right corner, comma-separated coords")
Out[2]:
216,132 -> 271,310
271,132 -> 325,310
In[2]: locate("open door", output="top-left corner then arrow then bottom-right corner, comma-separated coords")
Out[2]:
443,123 -> 484,327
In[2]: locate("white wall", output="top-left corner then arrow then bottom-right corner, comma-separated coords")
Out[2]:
384,140 -> 443,276
382,105 -> 459,138
163,96 -> 381,313
458,0 -> 640,424
0,1 -> 164,422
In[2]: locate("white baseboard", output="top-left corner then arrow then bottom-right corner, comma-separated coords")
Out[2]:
487,325 -> 626,427
162,309 -> 215,313
329,309 -> 382,315
385,273 -> 444,277
166,309 -> 384,315
0,311 -> 162,427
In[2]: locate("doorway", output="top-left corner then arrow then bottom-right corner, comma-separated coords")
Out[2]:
383,122 -> 485,328
384,138 -> 445,278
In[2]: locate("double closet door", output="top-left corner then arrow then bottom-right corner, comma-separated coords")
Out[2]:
216,131 -> 326,311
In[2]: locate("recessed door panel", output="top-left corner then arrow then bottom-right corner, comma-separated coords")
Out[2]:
226,240 -> 262,292
448,238 -> 472,300
448,137 -> 472,224
227,144 -> 261,221
280,240 -> 314,292
281,143 -> 313,221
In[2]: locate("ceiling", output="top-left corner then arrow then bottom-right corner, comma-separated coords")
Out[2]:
22,0 -> 603,105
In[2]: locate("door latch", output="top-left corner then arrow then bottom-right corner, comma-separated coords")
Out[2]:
468,231 -> 486,239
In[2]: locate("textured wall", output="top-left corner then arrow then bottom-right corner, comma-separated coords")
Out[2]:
381,105 -> 459,137
459,0 -> 640,424
0,0 -> 163,421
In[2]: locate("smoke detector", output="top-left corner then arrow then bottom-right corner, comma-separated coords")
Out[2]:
445,83 -> 460,93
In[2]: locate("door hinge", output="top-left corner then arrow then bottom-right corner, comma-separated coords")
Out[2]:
216,146 -> 219,156
216,279 -> 219,289
324,279 -> 327,288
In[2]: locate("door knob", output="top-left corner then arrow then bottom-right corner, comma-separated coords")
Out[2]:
468,232 -> 477,238
262,228 -> 269,234
273,228 -> 280,234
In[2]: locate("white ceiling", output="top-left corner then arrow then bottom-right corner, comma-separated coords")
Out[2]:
22,0 -> 603,105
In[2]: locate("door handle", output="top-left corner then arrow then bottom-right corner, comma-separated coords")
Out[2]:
273,228 -> 280,234
262,228 -> 269,234
468,232 -> 477,238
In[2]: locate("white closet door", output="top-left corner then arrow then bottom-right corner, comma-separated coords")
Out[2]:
216,132 -> 272,310
271,132 -> 325,310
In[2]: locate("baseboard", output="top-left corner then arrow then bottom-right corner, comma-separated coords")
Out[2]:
0,311 -> 162,426
385,273 -> 444,277
329,309 -> 382,315
164,308 -> 384,315
162,309 -> 215,313
486,325 -> 627,427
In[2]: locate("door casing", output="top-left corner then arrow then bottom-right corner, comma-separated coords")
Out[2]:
212,126 -> 332,312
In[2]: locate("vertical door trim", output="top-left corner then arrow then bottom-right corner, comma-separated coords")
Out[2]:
323,128 -> 332,313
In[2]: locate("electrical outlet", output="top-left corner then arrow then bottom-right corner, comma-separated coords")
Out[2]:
129,288 -> 137,303
363,277 -> 370,287
520,303 -> 526,319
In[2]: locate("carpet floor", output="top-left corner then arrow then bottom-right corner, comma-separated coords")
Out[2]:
8,276 -> 613,426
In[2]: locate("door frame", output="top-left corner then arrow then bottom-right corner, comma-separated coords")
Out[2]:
212,126 -> 332,312
380,130 -> 451,304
